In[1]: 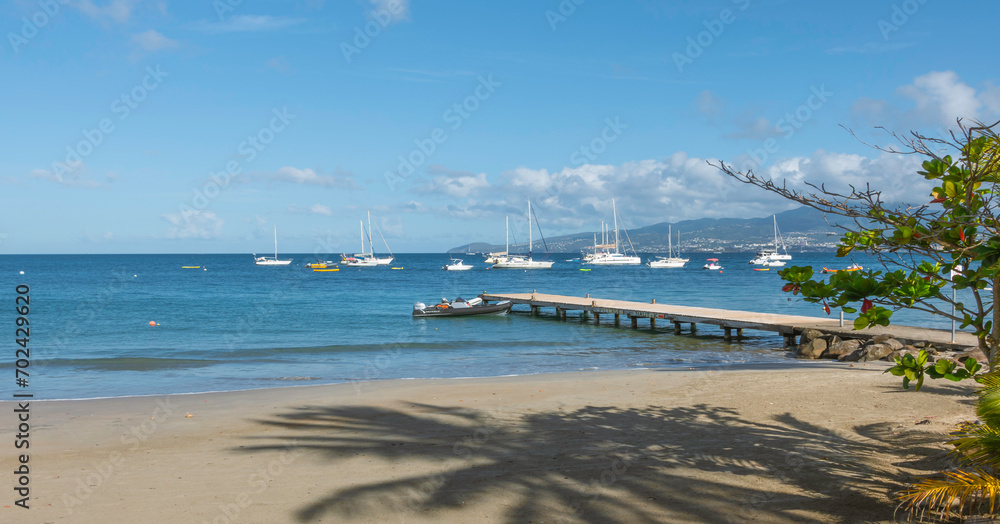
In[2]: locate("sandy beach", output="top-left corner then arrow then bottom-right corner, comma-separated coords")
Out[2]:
1,362 -> 978,523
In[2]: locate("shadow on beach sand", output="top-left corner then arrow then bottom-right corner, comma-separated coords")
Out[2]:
232,387 -> 967,524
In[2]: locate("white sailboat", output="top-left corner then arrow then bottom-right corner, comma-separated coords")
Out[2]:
254,225 -> 293,266
749,215 -> 792,265
647,225 -> 688,268
484,217 -> 510,264
342,211 -> 394,267
584,199 -> 641,265
492,201 -> 554,269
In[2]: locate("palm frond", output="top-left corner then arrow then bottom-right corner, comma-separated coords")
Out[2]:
951,423 -> 1000,469
978,374 -> 1000,428
898,468 -> 1000,520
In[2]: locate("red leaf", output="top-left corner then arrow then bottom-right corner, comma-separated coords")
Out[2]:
930,197 -> 946,203
861,299 -> 873,313
823,302 -> 831,315
781,284 -> 795,292
960,228 -> 966,242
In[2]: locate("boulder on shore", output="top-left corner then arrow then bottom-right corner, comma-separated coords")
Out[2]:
823,339 -> 861,359
797,338 -> 828,359
956,347 -> 989,365
872,334 -> 895,344
860,343 -> 893,362
883,338 -> 904,351
799,329 -> 826,346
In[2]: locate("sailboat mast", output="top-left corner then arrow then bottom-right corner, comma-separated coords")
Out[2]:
527,200 -> 533,258
668,224 -> 672,257
505,215 -> 509,256
613,199 -> 620,252
367,211 -> 375,256
773,215 -> 778,251
360,220 -> 365,254
274,225 -> 278,258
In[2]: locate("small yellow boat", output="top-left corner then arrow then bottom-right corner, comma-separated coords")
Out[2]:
312,268 -> 340,272
182,266 -> 201,269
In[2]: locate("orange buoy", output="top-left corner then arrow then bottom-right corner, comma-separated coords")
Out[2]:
149,321 -> 157,327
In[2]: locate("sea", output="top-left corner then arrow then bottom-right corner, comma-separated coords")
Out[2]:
0,252 -> 966,400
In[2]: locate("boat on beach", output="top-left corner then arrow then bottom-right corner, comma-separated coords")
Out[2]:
412,297 -> 513,317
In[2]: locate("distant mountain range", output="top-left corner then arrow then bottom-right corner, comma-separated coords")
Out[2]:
448,207 -> 843,254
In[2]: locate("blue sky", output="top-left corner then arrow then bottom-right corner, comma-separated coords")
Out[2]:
2,0 -> 998,254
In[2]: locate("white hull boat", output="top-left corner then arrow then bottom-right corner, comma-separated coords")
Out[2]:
492,203 -> 554,269
647,225 -> 688,268
443,258 -> 474,271
255,225 -> 292,266
584,199 -> 641,265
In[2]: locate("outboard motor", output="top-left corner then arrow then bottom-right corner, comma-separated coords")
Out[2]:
413,302 -> 426,311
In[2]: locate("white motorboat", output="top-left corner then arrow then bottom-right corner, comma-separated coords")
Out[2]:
254,225 -> 292,266
443,258 -> 473,271
703,258 -> 723,270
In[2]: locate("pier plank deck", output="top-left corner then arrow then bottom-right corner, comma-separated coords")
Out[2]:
480,292 -> 979,350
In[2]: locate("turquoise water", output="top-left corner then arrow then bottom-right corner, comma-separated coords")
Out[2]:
0,252 -> 962,399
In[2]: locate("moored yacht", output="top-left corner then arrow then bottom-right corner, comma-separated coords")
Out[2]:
584,199 -> 641,265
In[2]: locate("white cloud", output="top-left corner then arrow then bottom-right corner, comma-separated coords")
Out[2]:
162,210 -> 224,239
696,90 -> 724,118
73,0 -> 138,24
131,29 -> 178,51
30,167 -> 102,188
370,0 -> 410,23
897,71 -> 982,128
758,148 -> 928,205
724,115 -> 782,140
288,203 -> 333,216
251,167 -> 361,189
852,70 -> 999,130
183,15 -> 306,34
402,149 -> 931,234
416,166 -> 491,198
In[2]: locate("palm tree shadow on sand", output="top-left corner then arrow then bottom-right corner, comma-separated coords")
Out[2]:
233,388 -> 970,523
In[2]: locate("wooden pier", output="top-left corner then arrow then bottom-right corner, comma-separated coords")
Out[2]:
479,292 -> 979,350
